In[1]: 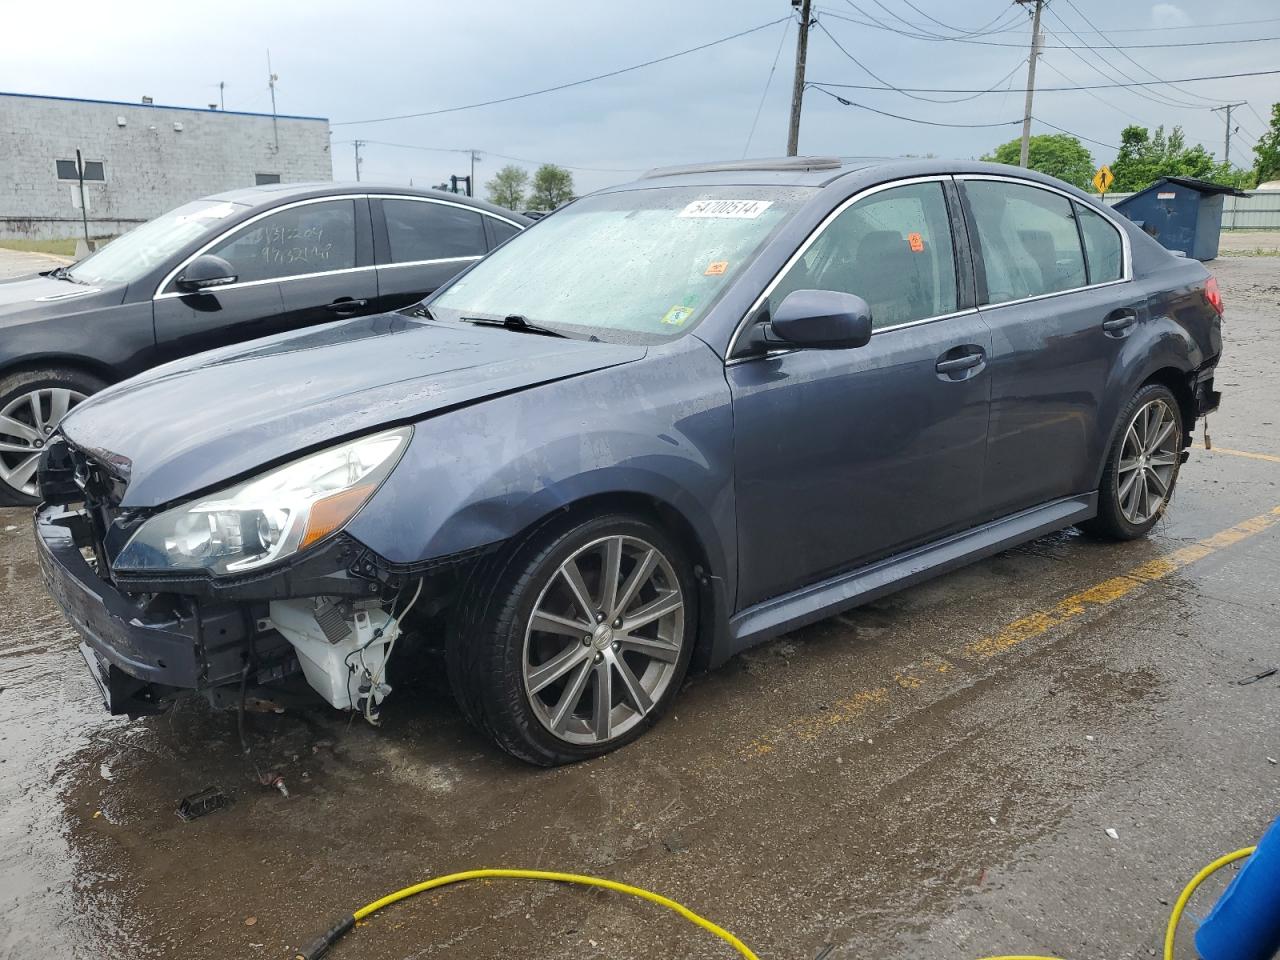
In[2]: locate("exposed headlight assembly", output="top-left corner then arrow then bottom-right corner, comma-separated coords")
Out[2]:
112,426 -> 411,576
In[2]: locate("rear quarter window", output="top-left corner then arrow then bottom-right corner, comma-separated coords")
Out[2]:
1075,202 -> 1124,284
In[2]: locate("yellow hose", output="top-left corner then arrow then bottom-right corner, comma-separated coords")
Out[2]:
298,867 -> 759,960
1161,846 -> 1255,960
297,847 -> 1257,960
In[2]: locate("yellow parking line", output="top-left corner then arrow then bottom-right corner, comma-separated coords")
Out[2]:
745,505 -> 1280,756
1192,444 -> 1280,464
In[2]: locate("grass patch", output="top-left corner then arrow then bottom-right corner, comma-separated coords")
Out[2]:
1219,247 -> 1280,257
0,238 -> 78,257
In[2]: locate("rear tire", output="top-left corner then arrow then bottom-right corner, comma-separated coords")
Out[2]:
0,368 -> 104,506
1081,383 -> 1184,541
446,513 -> 697,766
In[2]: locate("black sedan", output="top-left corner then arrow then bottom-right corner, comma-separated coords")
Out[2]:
0,183 -> 527,504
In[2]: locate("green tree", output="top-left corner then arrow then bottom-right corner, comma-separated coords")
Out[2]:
981,133 -> 1095,190
485,164 -> 529,210
527,164 -> 575,210
1254,102 -> 1280,184
1108,124 -> 1248,191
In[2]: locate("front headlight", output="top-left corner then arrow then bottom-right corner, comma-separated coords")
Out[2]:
112,426 -> 411,575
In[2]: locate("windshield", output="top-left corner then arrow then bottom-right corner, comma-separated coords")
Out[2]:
67,198 -> 250,285
429,185 -> 814,343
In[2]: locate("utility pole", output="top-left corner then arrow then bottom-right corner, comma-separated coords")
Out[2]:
1016,0 -> 1044,168
267,50 -> 279,151
470,151 -> 481,196
1211,102 -> 1247,166
219,80 -> 225,111
353,140 -> 365,181
786,0 -> 812,157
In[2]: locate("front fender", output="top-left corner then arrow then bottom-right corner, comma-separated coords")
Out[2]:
346,336 -> 737,606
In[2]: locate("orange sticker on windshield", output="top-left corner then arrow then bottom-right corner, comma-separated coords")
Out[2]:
908,232 -> 925,252
704,260 -> 729,276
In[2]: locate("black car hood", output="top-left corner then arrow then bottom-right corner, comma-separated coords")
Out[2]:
0,273 -> 124,322
61,312 -> 646,508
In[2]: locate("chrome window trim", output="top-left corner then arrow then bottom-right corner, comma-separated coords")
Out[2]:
379,255 -> 482,270
153,194 -> 369,299
954,173 -> 1134,296
726,174 -> 956,360
367,192 -> 524,230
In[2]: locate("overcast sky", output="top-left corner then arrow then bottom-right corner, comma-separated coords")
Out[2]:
5,0 -> 1278,195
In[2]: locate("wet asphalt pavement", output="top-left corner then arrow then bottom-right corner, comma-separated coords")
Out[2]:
1,247 -> 1277,960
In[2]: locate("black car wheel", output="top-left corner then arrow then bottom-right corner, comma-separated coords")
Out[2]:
447,514 -> 697,766
0,368 -> 104,506
1083,383 -> 1184,541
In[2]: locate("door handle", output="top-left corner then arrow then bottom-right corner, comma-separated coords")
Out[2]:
1102,309 -> 1137,333
326,298 -> 369,313
936,353 -> 984,374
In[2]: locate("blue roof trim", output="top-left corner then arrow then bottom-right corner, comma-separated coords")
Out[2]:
0,90 -> 328,122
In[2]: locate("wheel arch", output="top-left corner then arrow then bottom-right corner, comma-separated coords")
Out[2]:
0,354 -> 117,390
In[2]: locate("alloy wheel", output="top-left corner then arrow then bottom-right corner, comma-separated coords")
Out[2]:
0,388 -> 85,497
523,535 -> 685,745
1116,398 -> 1179,525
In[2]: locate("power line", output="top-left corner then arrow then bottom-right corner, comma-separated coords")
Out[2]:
333,16 -> 789,126
1058,0 -> 1221,109
808,84 -> 1022,127
1041,15 -> 1200,112
806,66 -> 1280,95
816,17 -> 1027,103
743,15 -> 793,158
827,4 -> 1280,37
897,0 -> 1014,36
817,9 -> 1280,49
1030,116 -> 1118,151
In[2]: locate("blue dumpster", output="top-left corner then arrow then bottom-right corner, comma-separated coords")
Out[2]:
1111,176 -> 1248,261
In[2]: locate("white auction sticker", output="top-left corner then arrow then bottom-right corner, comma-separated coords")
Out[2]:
678,199 -> 773,219
1157,192 -> 1176,200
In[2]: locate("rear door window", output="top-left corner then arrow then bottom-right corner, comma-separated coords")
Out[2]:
203,199 -> 357,285
1074,202 -> 1124,284
768,180 -> 959,330
383,199 -> 487,263
964,180 -> 1087,304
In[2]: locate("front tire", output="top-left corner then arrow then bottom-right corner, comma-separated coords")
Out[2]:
447,514 -> 697,766
0,368 -> 103,506
1082,383 -> 1184,540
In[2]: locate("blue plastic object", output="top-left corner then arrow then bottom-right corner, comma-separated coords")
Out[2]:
1195,816 -> 1280,960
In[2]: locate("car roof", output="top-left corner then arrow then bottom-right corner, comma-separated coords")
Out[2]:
204,182 -> 530,223
601,157 -> 1099,200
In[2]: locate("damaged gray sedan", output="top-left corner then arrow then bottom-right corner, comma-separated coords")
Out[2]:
35,157 -> 1222,765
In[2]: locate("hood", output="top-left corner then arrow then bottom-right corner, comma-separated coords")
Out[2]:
0,273 -> 123,322
61,311 -> 645,508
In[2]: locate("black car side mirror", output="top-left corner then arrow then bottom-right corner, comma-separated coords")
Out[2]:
175,254 -> 238,293
760,289 -> 873,350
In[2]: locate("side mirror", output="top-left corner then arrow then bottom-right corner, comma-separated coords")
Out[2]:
763,289 -> 873,350
175,254 -> 237,293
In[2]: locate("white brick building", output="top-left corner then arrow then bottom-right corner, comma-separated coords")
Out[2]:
0,91 -> 332,241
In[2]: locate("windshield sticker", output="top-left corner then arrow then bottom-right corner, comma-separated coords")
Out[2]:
908,232 -> 925,253
678,199 -> 773,220
704,260 -> 729,276
661,305 -> 696,326
177,202 -> 236,222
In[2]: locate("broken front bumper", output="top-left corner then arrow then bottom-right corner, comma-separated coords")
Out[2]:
35,506 -> 267,715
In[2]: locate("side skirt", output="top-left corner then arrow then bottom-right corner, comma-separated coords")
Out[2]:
720,492 -> 1098,662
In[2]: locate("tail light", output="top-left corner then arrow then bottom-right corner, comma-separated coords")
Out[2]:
1204,276 -> 1224,316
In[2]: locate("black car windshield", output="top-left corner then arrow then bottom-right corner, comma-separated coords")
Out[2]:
429,185 -> 814,343
67,198 -> 251,285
